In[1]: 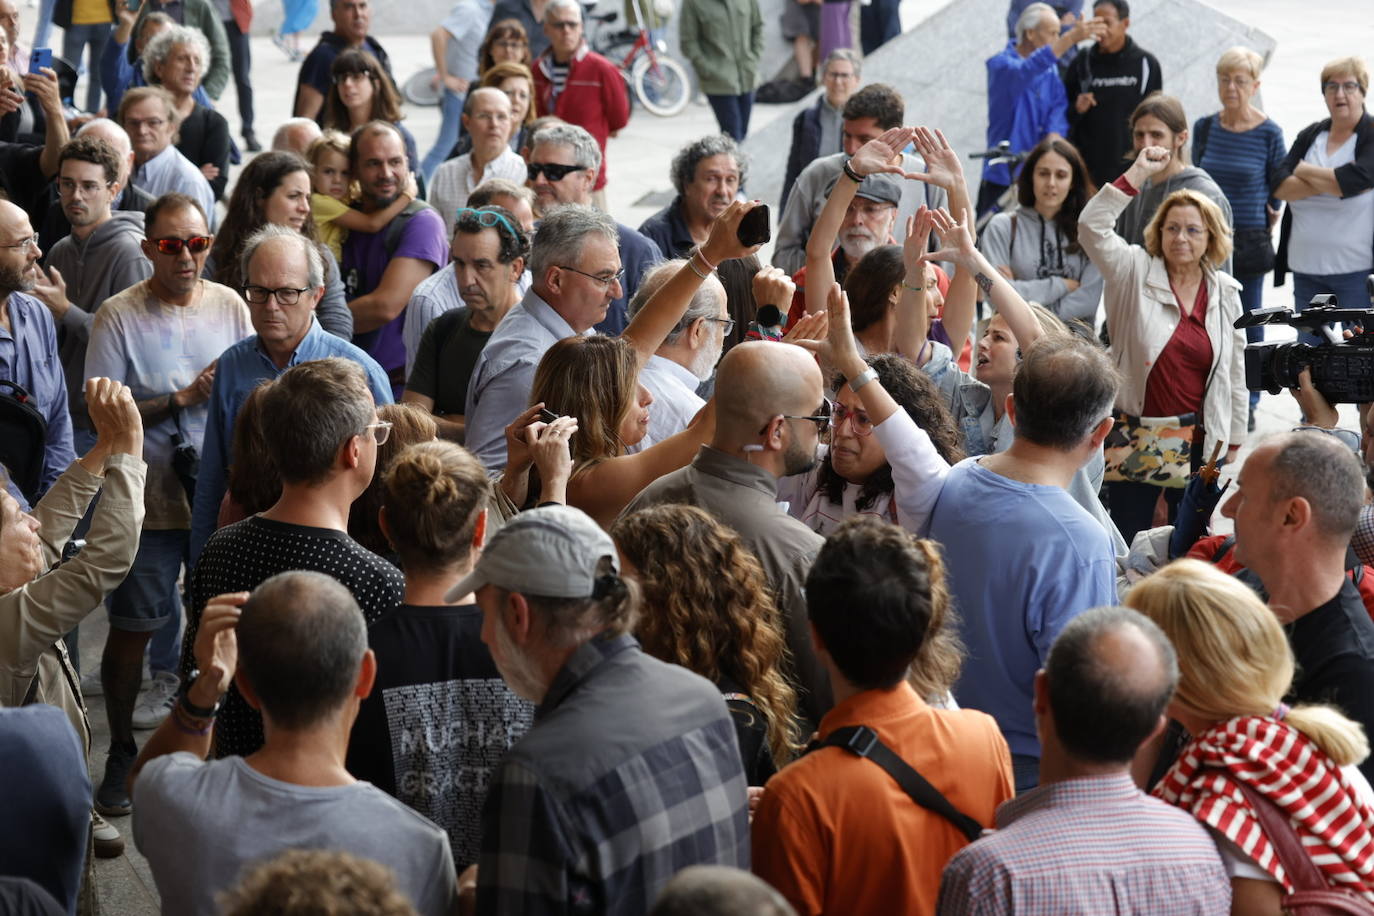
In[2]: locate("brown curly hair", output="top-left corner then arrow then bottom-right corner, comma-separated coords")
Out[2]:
611,505 -> 803,765
217,848 -> 418,916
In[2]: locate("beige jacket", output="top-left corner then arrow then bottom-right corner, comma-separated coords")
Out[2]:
0,453 -> 147,752
1079,182 -> 1248,459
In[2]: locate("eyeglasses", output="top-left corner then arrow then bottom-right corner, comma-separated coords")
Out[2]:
334,69 -> 376,83
832,402 -> 873,437
1292,425 -> 1361,454
363,420 -> 392,445
59,178 -> 113,195
455,206 -> 520,240
1217,75 -> 1253,89
243,285 -> 311,305
777,398 -> 834,435
704,316 -> 736,335
557,264 -> 624,288
1163,224 -> 1207,239
823,69 -> 857,81
547,19 -> 580,30
0,234 -> 39,251
125,117 -> 167,131
153,235 -> 212,255
527,161 -> 586,182
1324,80 -> 1363,96
494,39 -> 525,50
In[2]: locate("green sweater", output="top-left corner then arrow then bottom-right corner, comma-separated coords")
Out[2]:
678,0 -> 764,96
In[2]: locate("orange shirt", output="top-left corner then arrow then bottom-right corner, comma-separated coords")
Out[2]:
751,683 -> 1013,916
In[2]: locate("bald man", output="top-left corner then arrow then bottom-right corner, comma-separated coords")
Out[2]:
622,341 -> 831,726
271,118 -> 324,157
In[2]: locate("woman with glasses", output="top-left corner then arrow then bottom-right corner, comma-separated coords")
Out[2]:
500,202 -> 763,528
480,19 -> 532,73
1126,560 -> 1374,914
1274,57 -> 1374,326
205,151 -> 356,340
143,25 -> 231,201
323,49 -> 420,178
347,402 -> 437,561
1193,49 -> 1285,362
1079,145 -> 1246,544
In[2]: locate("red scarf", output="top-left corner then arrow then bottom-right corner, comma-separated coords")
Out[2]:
1154,715 -> 1374,901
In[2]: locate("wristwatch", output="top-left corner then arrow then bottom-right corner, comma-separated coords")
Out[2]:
180,669 -> 223,719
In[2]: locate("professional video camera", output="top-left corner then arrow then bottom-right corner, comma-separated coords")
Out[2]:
1237,293 -> 1374,404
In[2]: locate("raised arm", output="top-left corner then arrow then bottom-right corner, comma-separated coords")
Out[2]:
892,209 -> 934,362
925,208 -> 1043,352
1077,146 -> 1168,286
908,128 -> 977,356
620,200 -> 761,366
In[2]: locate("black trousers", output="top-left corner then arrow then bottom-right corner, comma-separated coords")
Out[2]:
223,18 -> 254,134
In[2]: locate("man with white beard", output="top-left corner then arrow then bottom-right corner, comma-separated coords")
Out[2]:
624,259 -> 730,447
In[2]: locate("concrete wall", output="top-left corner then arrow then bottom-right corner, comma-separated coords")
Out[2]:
740,0 -> 1275,210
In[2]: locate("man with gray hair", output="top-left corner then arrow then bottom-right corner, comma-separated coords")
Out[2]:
130,571 -> 452,915
938,606 -> 1229,914
781,50 -> 860,211
526,121 -> 661,333
979,3 -> 1104,214
625,260 -> 727,446
1221,431 -> 1374,783
458,504 -> 748,913
463,203 -> 623,469
190,226 -> 393,563
531,0 -> 628,199
270,117 -> 323,156
118,87 -> 215,225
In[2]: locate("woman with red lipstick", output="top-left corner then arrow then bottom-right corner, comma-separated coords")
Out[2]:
1273,57 -> 1374,331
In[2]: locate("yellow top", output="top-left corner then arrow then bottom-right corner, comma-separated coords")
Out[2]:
72,0 -> 113,25
311,192 -> 350,263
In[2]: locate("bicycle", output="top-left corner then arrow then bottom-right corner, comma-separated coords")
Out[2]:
968,141 -> 1028,233
585,0 -> 692,117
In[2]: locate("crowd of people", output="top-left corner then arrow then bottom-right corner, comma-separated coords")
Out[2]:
2,0 -> 1374,914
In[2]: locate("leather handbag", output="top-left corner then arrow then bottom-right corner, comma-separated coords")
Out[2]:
1234,782 -> 1374,915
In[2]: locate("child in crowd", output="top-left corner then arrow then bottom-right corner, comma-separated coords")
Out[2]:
306,131 -> 420,261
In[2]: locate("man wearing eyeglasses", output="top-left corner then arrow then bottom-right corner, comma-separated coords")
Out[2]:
190,226 -> 393,567
117,87 -> 215,229
0,198 -> 75,502
525,122 -> 661,334
464,204 -> 621,471
35,137 -> 151,447
83,190 -> 250,819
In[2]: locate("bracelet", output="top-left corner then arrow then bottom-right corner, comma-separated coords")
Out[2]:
841,159 -> 863,183
171,701 -> 214,736
687,257 -> 711,280
693,248 -> 717,273
847,366 -> 879,393
901,280 -> 925,293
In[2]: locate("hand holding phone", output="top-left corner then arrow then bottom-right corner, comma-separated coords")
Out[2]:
28,48 -> 52,76
737,203 -> 771,247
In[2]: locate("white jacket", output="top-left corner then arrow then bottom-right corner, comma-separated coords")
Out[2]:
1079,183 -> 1248,459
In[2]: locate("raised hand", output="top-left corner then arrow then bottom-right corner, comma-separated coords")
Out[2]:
86,377 -> 143,458
921,207 -> 978,268
751,265 -> 796,312
526,415 -> 578,506
502,402 -> 549,476
848,126 -> 918,179
902,208 -> 934,276
22,67 -> 61,116
192,592 -> 247,705
701,199 -> 768,265
782,309 -> 828,343
1125,145 -> 1171,186
908,127 -> 965,191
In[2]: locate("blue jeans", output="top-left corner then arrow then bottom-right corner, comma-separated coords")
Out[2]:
31,0 -> 57,51
1294,269 -> 1373,345
108,529 -> 188,675
62,22 -> 111,112
706,92 -> 754,142
420,87 -> 465,186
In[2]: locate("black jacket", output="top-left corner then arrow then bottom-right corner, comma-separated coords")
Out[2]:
1270,113 -> 1374,285
1064,36 -> 1162,185
782,96 -> 825,212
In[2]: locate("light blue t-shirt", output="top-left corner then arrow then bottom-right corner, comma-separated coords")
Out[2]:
930,457 -> 1116,759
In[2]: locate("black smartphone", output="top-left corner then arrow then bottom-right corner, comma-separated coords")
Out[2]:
737,204 -> 770,247
538,407 -> 560,423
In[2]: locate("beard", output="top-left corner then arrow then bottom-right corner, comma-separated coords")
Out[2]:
490,613 -> 548,702
840,229 -> 881,262
782,433 -> 819,477
0,259 -> 35,295
687,335 -> 725,382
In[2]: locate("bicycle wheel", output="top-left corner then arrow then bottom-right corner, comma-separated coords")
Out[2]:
402,68 -> 441,107
631,54 -> 691,117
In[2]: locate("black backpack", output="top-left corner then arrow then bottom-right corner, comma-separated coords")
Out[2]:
0,380 -> 49,504
342,200 -> 431,299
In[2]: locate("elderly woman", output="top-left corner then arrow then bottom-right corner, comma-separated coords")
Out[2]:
143,25 -> 230,200
1079,145 -> 1245,544
1274,56 -> 1374,327
1128,560 -> 1374,914
978,134 -> 1104,329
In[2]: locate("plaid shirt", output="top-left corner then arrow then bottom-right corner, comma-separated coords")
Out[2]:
937,773 -> 1230,915
475,634 -> 750,915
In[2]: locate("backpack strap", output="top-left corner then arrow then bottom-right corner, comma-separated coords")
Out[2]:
383,199 -> 430,259
1211,534 -> 1236,564
1009,213 -> 1018,258
1194,114 -> 1213,165
809,725 -> 984,842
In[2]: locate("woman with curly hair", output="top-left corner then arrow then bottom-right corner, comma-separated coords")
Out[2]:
1127,559 -> 1374,913
611,504 -> 801,784
780,353 -> 964,536
204,151 -> 359,340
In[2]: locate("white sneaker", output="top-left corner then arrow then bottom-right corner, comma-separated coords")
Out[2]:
131,672 -> 180,729
81,664 -> 151,698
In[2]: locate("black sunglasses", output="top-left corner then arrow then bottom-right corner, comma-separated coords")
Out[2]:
527,161 -> 585,181
760,398 -> 834,436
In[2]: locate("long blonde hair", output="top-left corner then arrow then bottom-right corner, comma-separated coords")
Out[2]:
1126,559 -> 1369,766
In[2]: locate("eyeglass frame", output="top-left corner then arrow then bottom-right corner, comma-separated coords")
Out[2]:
526,161 -> 588,182
1291,424 -> 1362,455
703,316 -> 736,336
242,285 -> 312,306
333,69 -> 377,84
363,420 -> 393,445
832,401 -> 874,437
762,397 -> 834,436
152,235 -> 213,255
556,263 -> 625,288
58,177 -> 115,196
1323,80 -> 1363,96
0,233 -> 39,251
453,206 -> 521,241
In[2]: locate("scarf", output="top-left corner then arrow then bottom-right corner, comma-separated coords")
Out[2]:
1154,715 -> 1374,901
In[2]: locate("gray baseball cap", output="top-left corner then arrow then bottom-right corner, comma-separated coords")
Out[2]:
827,171 -> 903,207
444,504 -> 619,603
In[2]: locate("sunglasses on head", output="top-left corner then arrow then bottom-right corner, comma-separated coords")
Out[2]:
153,236 -> 212,255
454,207 -> 520,239
527,161 -> 584,182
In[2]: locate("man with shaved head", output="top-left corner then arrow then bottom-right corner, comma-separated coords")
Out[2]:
622,340 -> 831,726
